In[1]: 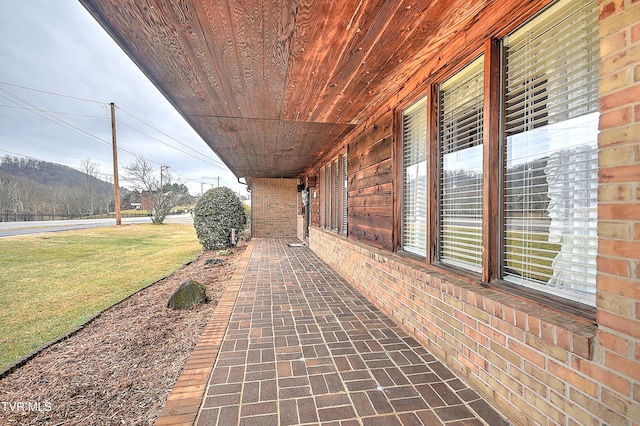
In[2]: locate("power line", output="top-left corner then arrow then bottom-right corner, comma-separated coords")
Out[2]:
0,131 -> 170,187
0,81 -> 241,192
0,88 -> 112,149
0,146 -> 234,195
116,106 -> 228,169
0,132 -> 94,165
0,82 -> 227,170
0,81 -> 105,104
0,89 -> 150,163
117,121 -> 229,170
0,103 -> 108,119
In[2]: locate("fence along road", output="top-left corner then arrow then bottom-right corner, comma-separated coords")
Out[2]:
0,213 -> 193,237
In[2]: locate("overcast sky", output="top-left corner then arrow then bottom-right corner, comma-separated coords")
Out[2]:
0,1 -> 247,196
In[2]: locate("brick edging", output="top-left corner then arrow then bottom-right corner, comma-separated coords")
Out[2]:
155,240 -> 255,426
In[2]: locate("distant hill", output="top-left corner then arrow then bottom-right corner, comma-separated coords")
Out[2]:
0,156 -> 113,194
0,155 -> 118,215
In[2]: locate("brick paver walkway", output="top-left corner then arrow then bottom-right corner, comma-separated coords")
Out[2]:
158,238 -> 510,426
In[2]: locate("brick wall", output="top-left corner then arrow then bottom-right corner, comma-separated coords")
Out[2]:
308,3 -> 640,424
595,0 -> 640,422
250,178 -> 298,238
311,227 -> 638,425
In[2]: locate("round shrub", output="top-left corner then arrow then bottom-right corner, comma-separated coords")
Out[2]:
193,187 -> 247,250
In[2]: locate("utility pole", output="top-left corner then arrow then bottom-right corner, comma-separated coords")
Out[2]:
111,102 -> 121,225
202,176 -> 220,187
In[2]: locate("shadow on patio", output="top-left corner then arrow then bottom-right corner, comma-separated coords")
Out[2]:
157,238 -> 510,426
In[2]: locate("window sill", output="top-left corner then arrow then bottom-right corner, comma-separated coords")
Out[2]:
392,249 -> 596,360
488,279 -> 596,322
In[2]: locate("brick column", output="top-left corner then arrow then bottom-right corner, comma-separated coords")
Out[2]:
250,178 -> 298,238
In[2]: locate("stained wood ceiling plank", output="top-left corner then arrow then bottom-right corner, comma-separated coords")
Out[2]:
169,0 -> 238,117
273,120 -> 308,177
188,115 -> 252,175
262,0 -> 298,120
193,0 -> 264,118
349,0 -> 501,124
258,0 -> 299,172
96,0 -> 240,118
293,0 -> 381,124
275,120 -> 354,177
260,118 -> 280,172
311,0 -> 403,124
221,117 -> 263,176
281,0 -> 362,122
194,115 -> 279,178
330,0 -> 461,123
180,116 -> 249,176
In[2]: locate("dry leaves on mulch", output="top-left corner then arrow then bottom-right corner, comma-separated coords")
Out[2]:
0,243 -> 246,425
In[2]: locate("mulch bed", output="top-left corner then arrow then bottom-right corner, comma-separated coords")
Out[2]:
0,243 -> 246,425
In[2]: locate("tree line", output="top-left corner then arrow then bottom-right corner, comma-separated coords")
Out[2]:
0,156 -> 195,221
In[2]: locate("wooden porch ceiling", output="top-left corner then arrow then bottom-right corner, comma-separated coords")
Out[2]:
79,0 -> 494,179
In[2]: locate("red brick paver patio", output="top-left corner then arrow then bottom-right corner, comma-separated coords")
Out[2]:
157,238 -> 510,426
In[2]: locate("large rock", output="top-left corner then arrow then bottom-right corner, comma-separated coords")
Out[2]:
167,279 -> 207,310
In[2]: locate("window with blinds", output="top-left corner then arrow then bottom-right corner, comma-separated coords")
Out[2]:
342,152 -> 348,236
402,97 -> 427,257
319,166 -> 327,228
333,158 -> 339,232
324,163 -> 333,229
319,154 -> 347,235
502,0 -> 599,306
438,57 -> 484,272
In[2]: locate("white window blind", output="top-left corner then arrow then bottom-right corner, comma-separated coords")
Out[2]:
333,158 -> 339,231
402,97 -> 427,256
342,152 -> 348,236
325,162 -> 332,229
502,0 -> 599,306
439,57 -> 484,272
320,166 -> 326,228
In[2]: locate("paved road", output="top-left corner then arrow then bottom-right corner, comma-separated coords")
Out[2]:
0,214 -> 194,237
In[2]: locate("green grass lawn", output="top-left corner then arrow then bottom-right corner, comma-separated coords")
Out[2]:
504,230 -> 560,282
0,224 -> 202,371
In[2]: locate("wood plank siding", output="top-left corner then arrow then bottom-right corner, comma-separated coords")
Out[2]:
305,108 -> 394,249
346,111 -> 394,250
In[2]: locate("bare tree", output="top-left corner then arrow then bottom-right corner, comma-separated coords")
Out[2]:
0,175 -> 10,212
123,156 -> 177,224
48,184 -> 65,219
81,159 -> 99,215
100,174 -> 114,214
13,180 -> 30,212
66,187 -> 84,216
